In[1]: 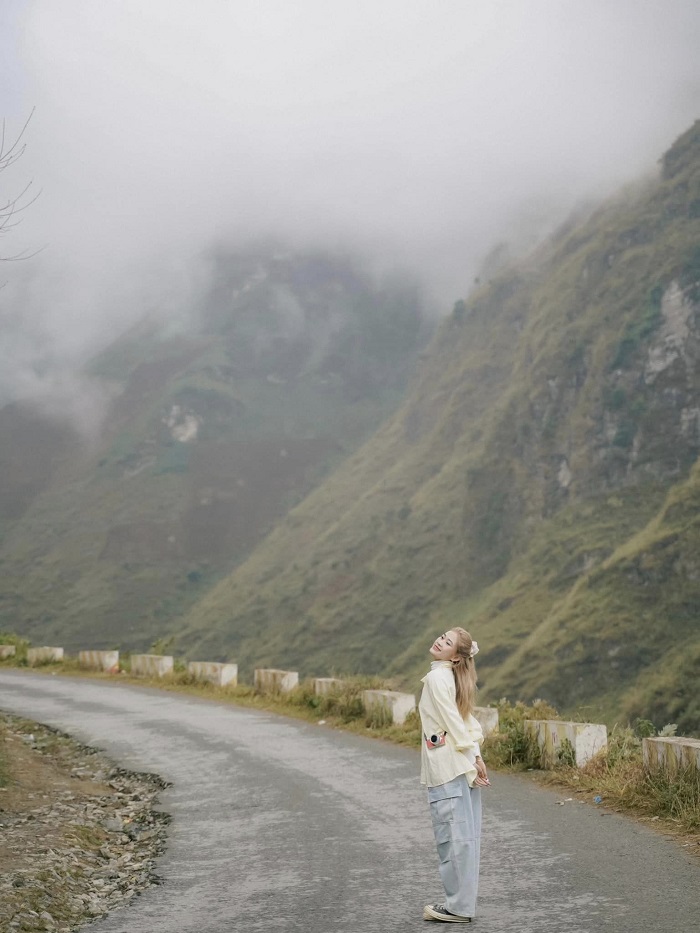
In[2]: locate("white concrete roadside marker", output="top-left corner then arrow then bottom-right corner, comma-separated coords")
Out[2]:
0,645 -> 17,660
78,650 -> 120,673
27,647 -> 64,666
254,668 -> 299,693
130,654 -> 174,678
473,706 -> 499,736
643,736 -> 700,774
187,661 -> 238,687
362,689 -> 416,726
314,677 -> 344,696
525,719 -> 608,768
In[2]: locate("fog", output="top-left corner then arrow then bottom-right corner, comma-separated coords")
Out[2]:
1,0 -> 699,425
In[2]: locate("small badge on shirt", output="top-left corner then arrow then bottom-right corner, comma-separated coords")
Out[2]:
424,731 -> 447,750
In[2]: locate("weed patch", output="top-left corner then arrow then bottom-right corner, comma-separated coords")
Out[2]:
482,698 -> 558,769
535,722 -> 700,836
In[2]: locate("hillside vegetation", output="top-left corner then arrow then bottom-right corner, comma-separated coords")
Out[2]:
178,122 -> 700,734
0,248 -> 429,651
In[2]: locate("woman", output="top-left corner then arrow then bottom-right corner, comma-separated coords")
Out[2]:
419,628 -> 489,923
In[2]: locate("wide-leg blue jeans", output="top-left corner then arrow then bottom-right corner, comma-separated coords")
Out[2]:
427,774 -> 482,918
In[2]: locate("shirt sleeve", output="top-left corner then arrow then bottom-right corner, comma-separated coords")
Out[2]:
424,673 -> 478,752
466,713 -> 484,748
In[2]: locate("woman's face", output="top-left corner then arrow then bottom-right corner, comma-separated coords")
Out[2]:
429,630 -> 459,661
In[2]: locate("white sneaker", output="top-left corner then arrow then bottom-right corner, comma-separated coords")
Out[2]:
423,903 -> 472,922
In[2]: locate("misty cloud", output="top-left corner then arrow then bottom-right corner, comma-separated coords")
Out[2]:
1,0 -> 699,423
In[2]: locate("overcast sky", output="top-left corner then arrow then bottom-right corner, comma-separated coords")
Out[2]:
1,0 -> 699,422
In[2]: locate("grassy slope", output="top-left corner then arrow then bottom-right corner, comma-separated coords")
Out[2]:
0,250 -> 428,652
179,123 -> 700,734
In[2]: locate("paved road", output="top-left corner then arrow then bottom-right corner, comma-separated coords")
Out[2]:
0,671 -> 696,933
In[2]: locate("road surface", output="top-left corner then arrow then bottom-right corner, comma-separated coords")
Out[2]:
0,671 -> 696,933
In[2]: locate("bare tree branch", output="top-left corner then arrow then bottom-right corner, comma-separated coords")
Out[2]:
1,109 -> 41,262
0,108 -> 34,170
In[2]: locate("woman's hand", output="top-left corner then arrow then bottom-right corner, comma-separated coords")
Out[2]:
474,755 -> 491,787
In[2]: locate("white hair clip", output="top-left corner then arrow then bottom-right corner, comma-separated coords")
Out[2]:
469,641 -> 479,658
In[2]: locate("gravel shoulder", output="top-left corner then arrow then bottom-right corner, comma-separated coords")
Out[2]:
0,713 -> 170,933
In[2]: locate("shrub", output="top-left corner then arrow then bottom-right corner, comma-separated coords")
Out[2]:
639,762 -> 700,829
557,737 -> 576,767
612,420 -> 637,449
609,285 -> 663,369
285,677 -> 387,723
483,698 -> 559,769
0,632 -> 30,664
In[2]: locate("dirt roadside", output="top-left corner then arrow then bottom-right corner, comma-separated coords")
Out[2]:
0,713 -> 170,933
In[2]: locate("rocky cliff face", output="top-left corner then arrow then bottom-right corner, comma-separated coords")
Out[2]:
179,122 -> 700,733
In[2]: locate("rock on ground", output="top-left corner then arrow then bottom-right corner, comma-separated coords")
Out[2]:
0,713 -> 170,932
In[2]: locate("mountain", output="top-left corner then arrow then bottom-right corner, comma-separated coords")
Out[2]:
0,247 -> 430,651
177,122 -> 700,734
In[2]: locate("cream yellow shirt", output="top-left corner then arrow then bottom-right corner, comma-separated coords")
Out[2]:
418,661 -> 484,788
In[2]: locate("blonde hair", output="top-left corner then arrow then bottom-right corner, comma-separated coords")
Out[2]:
450,627 -> 478,718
